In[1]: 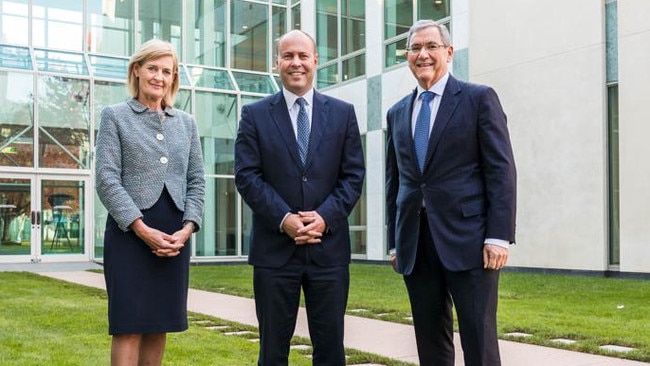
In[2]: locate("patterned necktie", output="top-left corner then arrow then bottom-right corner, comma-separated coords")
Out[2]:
295,97 -> 310,166
414,91 -> 435,172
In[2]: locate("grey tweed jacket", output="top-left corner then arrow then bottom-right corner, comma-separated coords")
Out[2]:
95,98 -> 205,232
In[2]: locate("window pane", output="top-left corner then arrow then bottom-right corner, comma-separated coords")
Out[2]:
232,71 -> 277,94
179,64 -> 191,86
1,0 -> 28,46
0,71 -> 33,168
195,178 -> 237,256
88,55 -> 128,79
350,230 -> 366,255
0,44 -> 32,70
317,63 -> 338,89
174,88 -> 192,113
195,91 -> 237,175
38,76 -> 90,169
187,0 -> 226,67
341,0 -> 365,54
342,53 -> 365,81
32,1 -> 83,51
188,66 -> 235,90
419,0 -> 450,21
272,6 -> 286,43
138,0 -> 182,53
384,0 -> 412,40
34,49 -> 89,76
231,0 -> 268,72
292,4 -> 301,29
316,0 -> 337,63
385,37 -> 407,67
87,0 -> 135,56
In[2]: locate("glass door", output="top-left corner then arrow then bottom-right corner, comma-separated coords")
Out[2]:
0,176 -> 32,262
0,174 -> 91,263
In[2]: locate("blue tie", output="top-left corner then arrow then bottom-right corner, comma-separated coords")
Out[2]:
414,91 -> 435,172
295,97 -> 310,166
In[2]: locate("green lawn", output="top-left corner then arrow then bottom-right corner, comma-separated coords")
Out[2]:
0,271 -> 413,366
189,263 -> 650,362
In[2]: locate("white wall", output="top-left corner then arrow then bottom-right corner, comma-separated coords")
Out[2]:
617,1 -> 650,273
469,0 -> 609,270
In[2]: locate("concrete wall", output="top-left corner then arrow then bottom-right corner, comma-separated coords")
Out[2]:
469,0 -> 609,270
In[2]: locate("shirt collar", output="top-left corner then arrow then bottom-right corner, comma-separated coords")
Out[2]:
126,98 -> 176,116
283,88 -> 315,109
417,72 -> 450,99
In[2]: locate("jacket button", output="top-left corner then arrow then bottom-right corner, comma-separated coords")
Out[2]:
160,156 -> 168,164
156,133 -> 164,141
302,176 -> 307,182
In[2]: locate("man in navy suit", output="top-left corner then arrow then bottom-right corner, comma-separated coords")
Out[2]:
235,29 -> 365,366
386,20 -> 516,366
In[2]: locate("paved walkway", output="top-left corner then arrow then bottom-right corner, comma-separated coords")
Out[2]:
4,263 -> 648,366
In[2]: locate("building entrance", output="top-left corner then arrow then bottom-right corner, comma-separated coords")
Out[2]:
0,174 -> 91,263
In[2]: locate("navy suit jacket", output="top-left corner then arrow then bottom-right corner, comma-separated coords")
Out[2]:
386,75 -> 516,274
235,90 -> 365,268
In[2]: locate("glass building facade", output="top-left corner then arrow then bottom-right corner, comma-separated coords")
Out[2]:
0,0 -> 452,264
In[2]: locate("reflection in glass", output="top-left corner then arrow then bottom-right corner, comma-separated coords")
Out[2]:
179,64 -> 191,86
138,0 -> 182,53
231,0 -> 268,72
175,89 -> 192,113
1,0 -> 28,46
385,37 -> 407,68
189,66 -> 234,90
87,0 -> 135,56
34,49 -> 89,76
317,62 -> 338,89
384,0 -> 412,39
232,71 -> 277,94
32,1 -> 83,51
272,5 -> 286,43
342,53 -> 365,81
187,0 -> 226,67
195,178 -> 236,256
195,91 -> 237,175
0,71 -> 33,168
342,0 -> 365,54
419,0 -> 450,21
291,4 -> 301,29
0,178 -> 30,255
0,44 -> 32,70
38,76 -> 90,169
89,55 -> 129,79
41,179 -> 85,254
316,0 -> 337,64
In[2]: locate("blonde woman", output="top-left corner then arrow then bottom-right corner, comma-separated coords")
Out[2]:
95,39 -> 205,365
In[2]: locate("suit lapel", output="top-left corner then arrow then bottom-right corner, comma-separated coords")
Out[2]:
304,91 -> 328,170
269,91 -> 303,167
423,75 -> 461,171
398,90 -> 419,173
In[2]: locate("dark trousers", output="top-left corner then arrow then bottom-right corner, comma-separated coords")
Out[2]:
403,213 -> 501,366
253,246 -> 349,366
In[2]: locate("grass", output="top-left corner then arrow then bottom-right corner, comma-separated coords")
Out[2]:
189,263 -> 650,362
0,271 -> 414,366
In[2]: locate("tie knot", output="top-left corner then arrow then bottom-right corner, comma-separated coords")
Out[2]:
296,97 -> 306,108
420,91 -> 435,103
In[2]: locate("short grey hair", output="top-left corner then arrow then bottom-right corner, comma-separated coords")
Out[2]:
405,20 -> 452,48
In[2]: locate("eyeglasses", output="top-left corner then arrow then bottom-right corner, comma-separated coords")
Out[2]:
406,42 -> 448,54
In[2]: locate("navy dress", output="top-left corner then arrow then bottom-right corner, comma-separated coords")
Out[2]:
103,188 -> 190,335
